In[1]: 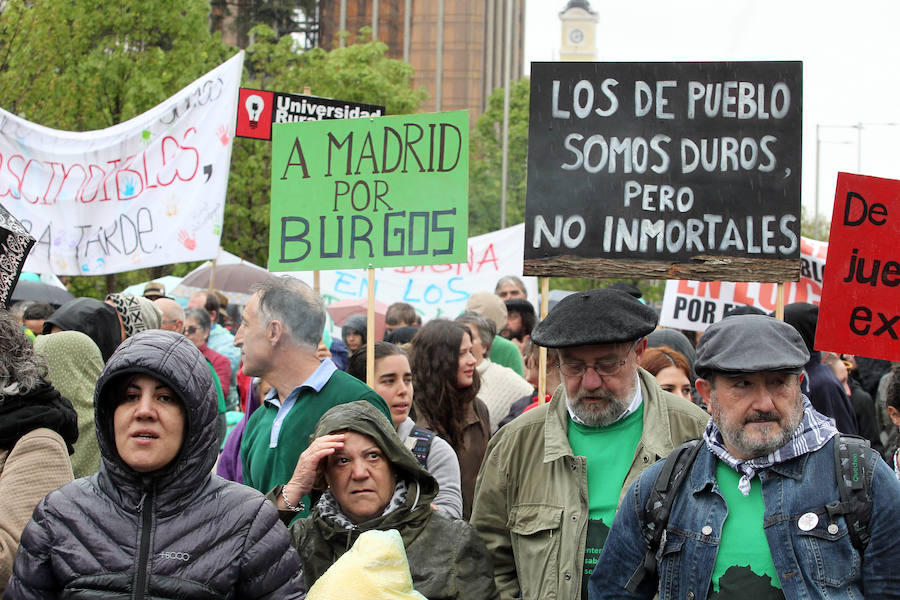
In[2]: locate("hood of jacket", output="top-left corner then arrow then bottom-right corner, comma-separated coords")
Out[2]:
43,297 -> 122,363
310,401 -> 439,546
93,329 -> 218,513
784,302 -> 818,354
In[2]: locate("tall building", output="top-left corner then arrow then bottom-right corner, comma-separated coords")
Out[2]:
318,0 -> 525,123
559,0 -> 597,62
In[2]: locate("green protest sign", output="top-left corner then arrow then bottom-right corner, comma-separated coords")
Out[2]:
269,110 -> 469,271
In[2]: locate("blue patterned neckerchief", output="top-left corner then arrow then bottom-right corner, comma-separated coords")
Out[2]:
704,397 -> 838,496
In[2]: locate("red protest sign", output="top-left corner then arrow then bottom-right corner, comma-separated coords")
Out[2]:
816,172 -> 900,361
235,88 -> 275,140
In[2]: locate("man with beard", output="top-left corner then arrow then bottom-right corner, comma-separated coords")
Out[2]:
590,314 -> 900,599
470,288 -> 708,600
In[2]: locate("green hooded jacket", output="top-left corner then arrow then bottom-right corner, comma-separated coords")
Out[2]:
286,401 -> 498,600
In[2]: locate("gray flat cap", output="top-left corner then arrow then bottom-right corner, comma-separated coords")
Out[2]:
694,314 -> 809,378
531,288 -> 657,348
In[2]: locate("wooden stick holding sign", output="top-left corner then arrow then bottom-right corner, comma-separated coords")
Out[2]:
775,283 -> 785,320
366,267 -> 376,387
538,277 -> 550,404
208,246 -> 222,292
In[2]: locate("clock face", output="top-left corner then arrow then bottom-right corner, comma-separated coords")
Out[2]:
569,28 -> 585,44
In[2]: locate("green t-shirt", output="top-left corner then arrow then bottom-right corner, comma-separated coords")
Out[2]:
489,335 -> 524,376
240,369 -> 390,517
567,403 -> 644,600
709,462 -> 784,599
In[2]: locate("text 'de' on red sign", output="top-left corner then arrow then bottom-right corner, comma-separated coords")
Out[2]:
816,172 -> 900,361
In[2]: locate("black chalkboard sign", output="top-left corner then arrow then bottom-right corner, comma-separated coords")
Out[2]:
523,61 -> 802,282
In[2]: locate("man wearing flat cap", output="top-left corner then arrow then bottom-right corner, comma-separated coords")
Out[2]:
471,288 -> 708,600
591,314 -> 900,599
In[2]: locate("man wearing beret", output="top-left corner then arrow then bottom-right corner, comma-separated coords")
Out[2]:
471,288 -> 709,600
590,314 -> 900,599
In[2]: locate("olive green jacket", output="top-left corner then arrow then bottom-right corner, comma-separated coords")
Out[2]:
470,369 -> 710,600
283,401 -> 498,600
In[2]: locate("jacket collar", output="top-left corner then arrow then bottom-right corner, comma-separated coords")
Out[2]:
542,368 -> 674,463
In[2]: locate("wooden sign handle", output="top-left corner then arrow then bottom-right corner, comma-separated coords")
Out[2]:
538,277 -> 550,404
775,282 -> 785,320
366,267 -> 376,387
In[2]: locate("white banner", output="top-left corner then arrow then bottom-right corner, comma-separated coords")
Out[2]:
660,236 -> 829,331
0,53 -> 244,275
288,223 -> 540,327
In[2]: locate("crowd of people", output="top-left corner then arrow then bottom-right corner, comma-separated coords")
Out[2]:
2,273 -> 900,599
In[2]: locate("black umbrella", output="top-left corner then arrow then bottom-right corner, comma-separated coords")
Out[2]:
10,280 -> 75,308
0,203 -> 35,309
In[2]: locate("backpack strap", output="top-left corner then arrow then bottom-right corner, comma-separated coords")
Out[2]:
403,425 -> 435,469
828,434 -> 872,553
626,439 -> 703,593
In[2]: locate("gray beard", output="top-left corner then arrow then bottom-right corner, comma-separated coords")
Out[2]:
710,392 -> 804,459
564,375 -> 636,427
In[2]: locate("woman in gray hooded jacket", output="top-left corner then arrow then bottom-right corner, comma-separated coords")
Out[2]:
7,329 -> 306,599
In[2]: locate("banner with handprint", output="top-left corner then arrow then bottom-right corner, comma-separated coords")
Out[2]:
0,52 -> 244,275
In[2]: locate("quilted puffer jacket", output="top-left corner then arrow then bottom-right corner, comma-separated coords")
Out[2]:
7,330 -> 306,599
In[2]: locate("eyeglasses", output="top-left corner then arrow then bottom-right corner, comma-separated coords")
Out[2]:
183,326 -> 199,335
558,341 -> 638,379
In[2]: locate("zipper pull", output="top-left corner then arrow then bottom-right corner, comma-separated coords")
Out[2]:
136,490 -> 147,512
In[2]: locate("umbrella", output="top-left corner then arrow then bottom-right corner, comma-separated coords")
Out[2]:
326,298 -> 388,341
171,262 -> 276,306
0,203 -> 36,308
10,280 -> 75,308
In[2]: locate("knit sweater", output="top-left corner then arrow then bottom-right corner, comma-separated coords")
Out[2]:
0,428 -> 73,595
476,359 -> 534,434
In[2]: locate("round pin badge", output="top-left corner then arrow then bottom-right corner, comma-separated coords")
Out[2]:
798,512 -> 818,531
827,523 -> 839,535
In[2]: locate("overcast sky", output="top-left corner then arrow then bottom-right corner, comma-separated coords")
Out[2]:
524,0 -> 900,222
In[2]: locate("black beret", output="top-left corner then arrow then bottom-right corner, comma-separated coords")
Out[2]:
531,288 -> 657,348
694,314 -> 809,378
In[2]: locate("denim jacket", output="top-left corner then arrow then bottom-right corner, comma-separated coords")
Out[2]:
590,436 -> 900,600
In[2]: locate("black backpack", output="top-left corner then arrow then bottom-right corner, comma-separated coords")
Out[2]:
404,425 -> 436,468
625,435 -> 873,593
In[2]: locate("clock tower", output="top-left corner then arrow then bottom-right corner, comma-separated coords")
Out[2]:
559,0 -> 598,62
